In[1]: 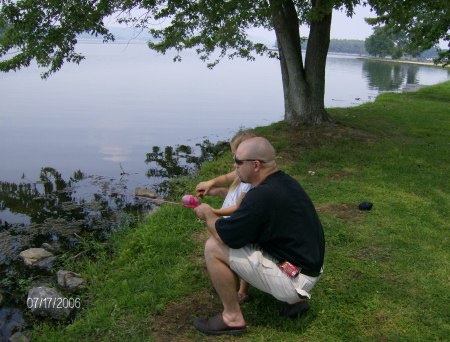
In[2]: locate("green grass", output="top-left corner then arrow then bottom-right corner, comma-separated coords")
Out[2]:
30,81 -> 450,341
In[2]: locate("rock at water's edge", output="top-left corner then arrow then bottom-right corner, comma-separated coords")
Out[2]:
57,270 -> 84,290
27,286 -> 72,320
135,187 -> 158,198
19,248 -> 56,270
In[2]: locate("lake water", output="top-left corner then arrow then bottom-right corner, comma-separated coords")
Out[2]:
0,42 -> 449,225
0,41 -> 448,342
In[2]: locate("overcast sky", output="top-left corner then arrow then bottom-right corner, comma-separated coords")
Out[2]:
330,5 -> 376,40
109,4 -> 376,41
109,5 -> 447,48
248,4 -> 376,44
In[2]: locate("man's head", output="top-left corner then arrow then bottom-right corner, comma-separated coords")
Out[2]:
234,137 -> 278,186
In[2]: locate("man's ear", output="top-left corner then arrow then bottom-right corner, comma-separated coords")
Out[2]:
253,161 -> 262,172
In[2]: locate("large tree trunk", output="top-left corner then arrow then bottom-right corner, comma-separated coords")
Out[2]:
270,0 -> 332,125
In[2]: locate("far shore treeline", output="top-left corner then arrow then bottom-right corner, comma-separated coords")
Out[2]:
77,27 -> 441,60
0,24 -> 442,60
304,39 -> 440,60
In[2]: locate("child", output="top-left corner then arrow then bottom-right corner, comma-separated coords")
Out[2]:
195,131 -> 256,304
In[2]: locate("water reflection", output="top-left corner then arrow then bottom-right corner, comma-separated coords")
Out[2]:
145,139 -> 229,194
406,67 -> 418,85
0,168 -> 86,225
0,138 -> 227,293
0,166 -> 147,341
0,169 -> 147,266
0,139 -> 228,263
145,140 -> 229,177
0,307 -> 25,342
0,139 -> 228,340
362,60 -> 420,91
145,145 -> 195,178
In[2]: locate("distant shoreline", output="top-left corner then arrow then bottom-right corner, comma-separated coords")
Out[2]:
357,56 -> 449,68
75,39 -> 448,69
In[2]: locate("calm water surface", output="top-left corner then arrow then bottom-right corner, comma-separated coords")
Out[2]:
0,42 -> 448,341
0,42 -> 448,223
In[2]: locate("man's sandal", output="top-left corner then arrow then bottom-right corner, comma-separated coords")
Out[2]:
193,314 -> 247,336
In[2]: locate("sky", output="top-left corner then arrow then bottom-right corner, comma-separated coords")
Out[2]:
108,4 -> 377,43
108,4 -> 447,49
330,5 -> 376,40
248,5 -> 447,49
248,4 -> 377,45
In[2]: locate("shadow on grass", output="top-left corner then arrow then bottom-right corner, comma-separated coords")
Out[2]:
149,288 -> 319,340
245,290 -> 319,335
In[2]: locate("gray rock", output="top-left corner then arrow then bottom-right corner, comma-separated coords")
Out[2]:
41,242 -> 61,253
57,270 -> 84,290
27,286 -> 73,320
19,248 -> 56,270
135,187 -> 157,198
9,332 -> 30,342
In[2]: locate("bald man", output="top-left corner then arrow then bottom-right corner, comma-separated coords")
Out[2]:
193,137 -> 325,336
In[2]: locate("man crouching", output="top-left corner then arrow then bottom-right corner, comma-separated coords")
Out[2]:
193,137 -> 325,336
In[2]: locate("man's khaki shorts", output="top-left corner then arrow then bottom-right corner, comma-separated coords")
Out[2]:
229,244 -> 322,304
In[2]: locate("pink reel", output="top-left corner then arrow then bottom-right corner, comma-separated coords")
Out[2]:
181,195 -> 199,208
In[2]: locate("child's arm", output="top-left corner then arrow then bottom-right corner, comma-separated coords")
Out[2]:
212,204 -> 238,217
206,187 -> 229,198
212,191 -> 247,217
196,171 -> 237,198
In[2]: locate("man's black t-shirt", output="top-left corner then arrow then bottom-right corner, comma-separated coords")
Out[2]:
215,170 -> 325,273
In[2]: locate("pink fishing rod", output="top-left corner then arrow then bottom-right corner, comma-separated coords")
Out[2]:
113,193 -> 199,208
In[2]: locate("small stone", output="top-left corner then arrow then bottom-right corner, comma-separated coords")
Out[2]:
27,286 -> 72,320
19,248 -> 56,270
9,332 -> 30,342
57,270 -> 84,290
135,187 -> 157,198
41,242 -> 61,253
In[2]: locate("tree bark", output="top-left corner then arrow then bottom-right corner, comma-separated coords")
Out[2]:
270,0 -> 332,125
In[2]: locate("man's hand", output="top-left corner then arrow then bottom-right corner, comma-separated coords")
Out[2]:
194,203 -> 214,221
194,203 -> 223,243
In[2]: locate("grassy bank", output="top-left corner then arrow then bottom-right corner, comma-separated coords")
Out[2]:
31,81 -> 450,341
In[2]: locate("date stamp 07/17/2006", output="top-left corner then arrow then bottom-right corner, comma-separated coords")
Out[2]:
27,297 -> 81,310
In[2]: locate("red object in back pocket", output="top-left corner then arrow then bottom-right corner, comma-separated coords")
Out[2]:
279,261 -> 300,278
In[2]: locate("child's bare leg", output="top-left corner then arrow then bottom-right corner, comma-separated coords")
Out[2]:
238,279 -> 249,304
